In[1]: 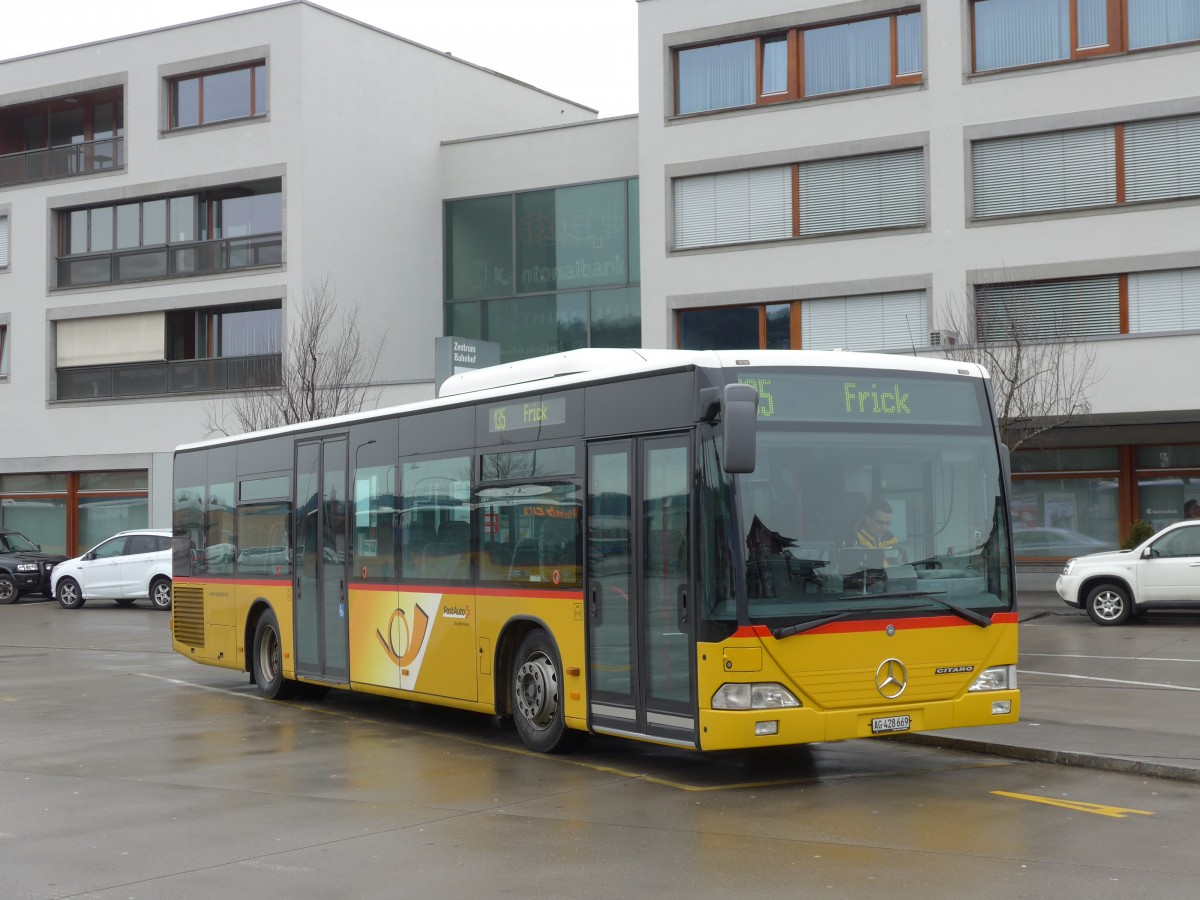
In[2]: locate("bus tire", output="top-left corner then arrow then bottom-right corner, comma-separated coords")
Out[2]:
253,608 -> 298,700
511,629 -> 584,753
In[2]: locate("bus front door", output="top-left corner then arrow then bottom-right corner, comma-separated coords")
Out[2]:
587,435 -> 696,747
294,437 -> 350,684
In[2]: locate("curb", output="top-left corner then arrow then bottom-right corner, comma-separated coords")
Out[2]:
895,732 -> 1200,783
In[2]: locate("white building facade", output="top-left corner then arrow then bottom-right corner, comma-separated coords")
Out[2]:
0,2 -> 597,555
2,0 -> 1199,575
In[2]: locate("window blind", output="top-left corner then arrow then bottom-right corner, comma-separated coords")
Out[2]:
0,215 -> 8,268
976,277 -> 1118,341
674,166 -> 792,249
972,126 -> 1115,217
1124,114 -> 1200,203
798,149 -> 925,235
801,290 -> 927,351
1128,268 -> 1200,333
57,313 -> 166,367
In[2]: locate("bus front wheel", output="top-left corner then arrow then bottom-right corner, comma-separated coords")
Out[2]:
511,630 -> 584,753
253,608 -> 298,700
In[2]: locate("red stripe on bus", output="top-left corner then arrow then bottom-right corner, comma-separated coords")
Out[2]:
734,611 -> 1017,638
352,583 -> 583,601
175,576 -> 285,587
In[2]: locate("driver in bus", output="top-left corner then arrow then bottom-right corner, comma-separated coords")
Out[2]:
851,498 -> 905,565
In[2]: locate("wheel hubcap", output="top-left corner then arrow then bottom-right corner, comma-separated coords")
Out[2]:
259,629 -> 279,683
1095,591 -> 1123,620
0,582 -> 13,602
515,651 -> 559,731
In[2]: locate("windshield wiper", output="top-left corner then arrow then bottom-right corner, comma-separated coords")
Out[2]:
833,590 -> 991,628
772,610 -> 857,639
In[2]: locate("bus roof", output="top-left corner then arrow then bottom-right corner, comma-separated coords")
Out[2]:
175,348 -> 988,453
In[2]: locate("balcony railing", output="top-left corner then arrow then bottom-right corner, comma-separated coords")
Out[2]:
56,353 -> 282,401
0,137 -> 125,188
56,233 -> 283,288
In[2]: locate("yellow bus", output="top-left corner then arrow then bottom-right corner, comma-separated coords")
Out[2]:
171,348 -> 1019,752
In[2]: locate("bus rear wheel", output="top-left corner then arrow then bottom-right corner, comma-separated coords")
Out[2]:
253,608 -> 298,700
511,630 -> 584,753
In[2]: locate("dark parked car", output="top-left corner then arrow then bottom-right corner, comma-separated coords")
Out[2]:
0,529 -> 67,604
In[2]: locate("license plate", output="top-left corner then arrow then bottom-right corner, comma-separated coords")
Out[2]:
871,715 -> 911,734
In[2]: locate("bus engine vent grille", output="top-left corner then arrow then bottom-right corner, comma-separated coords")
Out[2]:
172,584 -> 206,648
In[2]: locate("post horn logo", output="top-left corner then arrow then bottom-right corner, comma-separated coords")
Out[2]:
875,658 -> 908,699
376,604 -> 430,667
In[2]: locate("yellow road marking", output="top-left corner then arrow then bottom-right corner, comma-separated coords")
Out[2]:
992,791 -> 1154,818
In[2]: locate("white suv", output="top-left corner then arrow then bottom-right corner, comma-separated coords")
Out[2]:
1056,520 -> 1200,625
52,529 -> 173,611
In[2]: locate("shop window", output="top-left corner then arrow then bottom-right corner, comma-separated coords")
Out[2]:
1010,477 -> 1119,558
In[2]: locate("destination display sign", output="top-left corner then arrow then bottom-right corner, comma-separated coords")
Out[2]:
487,396 -> 568,434
735,371 -> 985,427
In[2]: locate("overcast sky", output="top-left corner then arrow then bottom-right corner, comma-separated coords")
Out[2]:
0,0 -> 640,118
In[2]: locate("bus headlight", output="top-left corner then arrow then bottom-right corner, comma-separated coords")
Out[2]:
712,683 -> 801,710
968,665 -> 1017,692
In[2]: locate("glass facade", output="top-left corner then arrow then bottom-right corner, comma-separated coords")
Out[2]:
0,471 -> 148,556
444,179 -> 640,363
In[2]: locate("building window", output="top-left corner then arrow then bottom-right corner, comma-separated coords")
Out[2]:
55,301 -> 283,400
976,277 -> 1120,340
0,322 -> 9,377
444,179 -> 641,362
678,289 -> 928,353
674,148 -> 925,250
674,9 -> 921,115
0,88 -> 124,188
977,266 -> 1200,341
56,178 -> 282,287
169,62 -> 266,129
1128,267 -> 1200,332
972,0 -> 1199,73
1129,0 -> 1200,49
972,113 -> 1200,218
0,212 -> 8,268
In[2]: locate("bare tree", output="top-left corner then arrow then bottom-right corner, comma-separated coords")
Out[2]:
204,277 -> 386,436
937,276 -> 1103,451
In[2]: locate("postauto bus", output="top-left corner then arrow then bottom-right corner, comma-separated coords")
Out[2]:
171,349 -> 1018,752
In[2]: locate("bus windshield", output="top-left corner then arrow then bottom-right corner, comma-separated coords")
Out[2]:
702,368 -> 1012,627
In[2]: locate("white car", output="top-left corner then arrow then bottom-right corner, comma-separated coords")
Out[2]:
1056,520 -> 1200,625
52,529 -> 174,611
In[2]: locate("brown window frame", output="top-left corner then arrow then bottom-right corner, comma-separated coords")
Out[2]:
167,61 -> 267,130
969,0 -> 1200,74
674,8 -> 923,116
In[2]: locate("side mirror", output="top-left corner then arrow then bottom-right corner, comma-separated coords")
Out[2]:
85,551 -> 96,561
721,383 -> 758,474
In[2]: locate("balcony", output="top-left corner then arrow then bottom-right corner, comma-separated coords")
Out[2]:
56,353 -> 282,401
56,232 -> 283,288
0,137 -> 125,188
